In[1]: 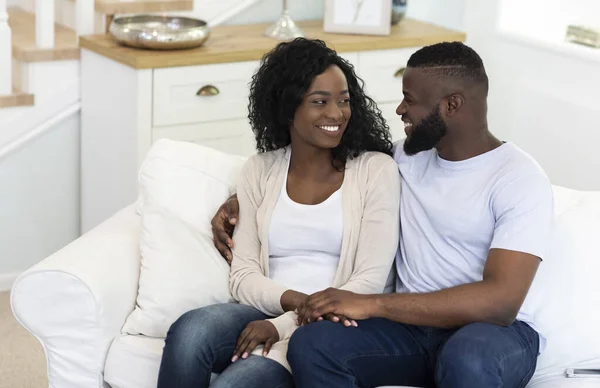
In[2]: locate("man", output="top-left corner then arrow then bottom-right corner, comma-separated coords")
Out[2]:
211,42 -> 554,388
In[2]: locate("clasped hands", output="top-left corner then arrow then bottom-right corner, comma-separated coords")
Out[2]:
233,288 -> 373,362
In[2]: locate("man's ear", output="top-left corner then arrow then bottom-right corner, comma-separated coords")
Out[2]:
444,94 -> 464,117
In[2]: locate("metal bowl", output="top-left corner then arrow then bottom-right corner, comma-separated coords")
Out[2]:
109,15 -> 210,50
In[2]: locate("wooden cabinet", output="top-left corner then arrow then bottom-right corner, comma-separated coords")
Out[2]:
80,19 -> 465,232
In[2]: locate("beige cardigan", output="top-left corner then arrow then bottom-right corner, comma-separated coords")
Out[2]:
230,146 -> 401,370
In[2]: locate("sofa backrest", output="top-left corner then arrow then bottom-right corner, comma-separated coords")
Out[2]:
528,185 -> 600,373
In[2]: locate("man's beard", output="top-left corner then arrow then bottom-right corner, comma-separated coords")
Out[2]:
403,106 -> 448,156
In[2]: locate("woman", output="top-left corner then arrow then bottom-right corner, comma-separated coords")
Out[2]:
157,38 -> 401,388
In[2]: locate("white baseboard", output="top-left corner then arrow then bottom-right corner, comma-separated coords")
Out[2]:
0,272 -> 20,292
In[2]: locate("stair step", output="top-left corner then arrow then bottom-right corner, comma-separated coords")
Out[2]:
64,0 -> 194,15
9,7 -> 79,62
0,88 -> 34,108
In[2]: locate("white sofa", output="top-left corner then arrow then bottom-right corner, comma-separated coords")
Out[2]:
10,142 -> 600,388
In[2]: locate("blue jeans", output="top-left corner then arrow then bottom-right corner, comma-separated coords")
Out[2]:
157,303 -> 294,388
288,318 -> 539,388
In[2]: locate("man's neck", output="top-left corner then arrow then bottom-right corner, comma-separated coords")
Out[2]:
436,128 -> 502,162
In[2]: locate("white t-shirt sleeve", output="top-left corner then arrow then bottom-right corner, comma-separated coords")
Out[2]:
490,173 -> 554,260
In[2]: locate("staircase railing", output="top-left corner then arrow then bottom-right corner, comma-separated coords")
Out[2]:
0,0 -> 11,95
76,0 -> 94,37
35,0 -> 54,48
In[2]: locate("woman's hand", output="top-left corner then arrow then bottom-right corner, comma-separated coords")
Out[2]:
317,313 -> 358,327
211,194 -> 240,264
232,320 -> 279,362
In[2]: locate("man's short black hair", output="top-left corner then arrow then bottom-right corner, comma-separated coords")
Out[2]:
407,41 -> 488,91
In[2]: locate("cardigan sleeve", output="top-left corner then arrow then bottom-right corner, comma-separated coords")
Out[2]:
229,158 -> 288,317
339,158 -> 401,294
266,311 -> 298,341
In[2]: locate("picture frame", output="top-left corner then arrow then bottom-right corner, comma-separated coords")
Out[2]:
324,0 -> 392,36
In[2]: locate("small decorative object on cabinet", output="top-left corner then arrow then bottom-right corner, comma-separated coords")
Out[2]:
79,19 -> 465,233
324,0 -> 392,36
109,15 -> 210,50
264,0 -> 304,40
566,25 -> 600,48
391,0 -> 408,25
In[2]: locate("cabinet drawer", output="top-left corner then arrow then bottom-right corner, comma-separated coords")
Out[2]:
339,52 -> 359,70
153,61 -> 259,127
359,48 -> 420,103
152,119 -> 257,157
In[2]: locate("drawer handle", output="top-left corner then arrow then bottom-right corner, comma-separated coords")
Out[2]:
394,67 -> 406,78
196,85 -> 220,96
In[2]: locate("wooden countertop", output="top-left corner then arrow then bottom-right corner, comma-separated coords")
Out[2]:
80,19 -> 466,69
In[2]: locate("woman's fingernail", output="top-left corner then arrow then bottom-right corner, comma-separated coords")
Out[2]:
230,218 -> 237,224
231,356 -> 238,362
333,316 -> 339,322
242,352 -> 248,359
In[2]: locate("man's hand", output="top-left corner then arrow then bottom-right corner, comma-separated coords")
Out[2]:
297,288 -> 373,326
211,194 -> 240,264
232,320 -> 279,362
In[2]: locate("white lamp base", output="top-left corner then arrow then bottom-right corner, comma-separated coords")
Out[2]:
264,11 -> 305,40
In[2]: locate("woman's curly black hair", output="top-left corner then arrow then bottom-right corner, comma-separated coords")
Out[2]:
248,38 -> 393,165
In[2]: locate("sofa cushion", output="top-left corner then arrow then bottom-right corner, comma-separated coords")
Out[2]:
121,139 -> 246,338
103,335 -> 594,388
104,335 -> 164,388
527,186 -> 600,375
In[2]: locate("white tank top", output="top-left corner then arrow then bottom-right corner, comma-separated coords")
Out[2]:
268,161 -> 344,295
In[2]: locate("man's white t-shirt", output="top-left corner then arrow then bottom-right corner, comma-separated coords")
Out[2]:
394,141 -> 554,350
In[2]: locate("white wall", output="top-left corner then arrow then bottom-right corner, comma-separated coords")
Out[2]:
225,0 -> 466,31
0,112 -> 80,290
463,0 -> 600,191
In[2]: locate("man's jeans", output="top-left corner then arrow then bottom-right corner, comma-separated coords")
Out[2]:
157,303 -> 293,388
288,318 -> 539,388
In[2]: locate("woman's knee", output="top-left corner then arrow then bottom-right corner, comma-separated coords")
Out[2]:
164,306 -> 223,351
213,356 -> 293,388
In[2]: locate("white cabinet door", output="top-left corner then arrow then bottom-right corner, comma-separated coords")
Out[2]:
153,119 -> 257,157
359,48 -> 420,103
339,52 -> 359,71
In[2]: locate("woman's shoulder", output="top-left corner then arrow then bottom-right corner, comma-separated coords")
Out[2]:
241,147 -> 288,180
351,151 -> 399,176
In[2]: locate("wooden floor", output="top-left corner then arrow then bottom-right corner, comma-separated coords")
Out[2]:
0,88 -> 34,108
8,7 -> 79,62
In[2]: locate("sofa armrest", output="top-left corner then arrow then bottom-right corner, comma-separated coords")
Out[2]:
11,205 -> 141,388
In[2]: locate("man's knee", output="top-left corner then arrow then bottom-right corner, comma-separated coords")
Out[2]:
435,323 -> 501,386
288,322 -> 337,368
287,324 -> 321,363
